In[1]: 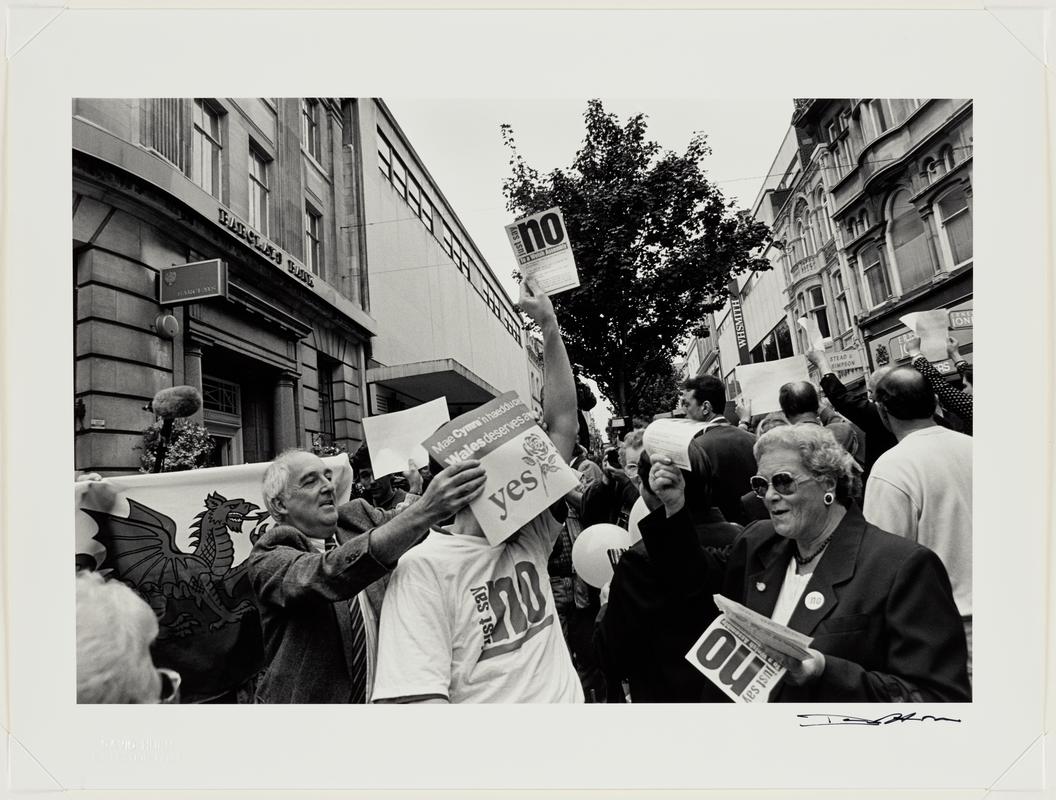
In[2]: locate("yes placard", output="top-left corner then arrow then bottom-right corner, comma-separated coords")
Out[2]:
422,391 -> 579,544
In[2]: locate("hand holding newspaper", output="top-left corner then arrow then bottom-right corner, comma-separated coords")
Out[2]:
685,594 -> 814,703
642,418 -> 709,470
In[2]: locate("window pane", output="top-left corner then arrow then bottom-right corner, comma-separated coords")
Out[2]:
939,190 -> 973,265
317,356 -> 335,442
407,180 -> 421,215
814,310 -> 830,338
861,245 -> 892,305
762,334 -> 778,362
838,297 -> 851,331
889,192 -> 932,291
378,143 -> 390,178
392,159 -> 406,197
420,197 -> 433,231
775,320 -> 793,358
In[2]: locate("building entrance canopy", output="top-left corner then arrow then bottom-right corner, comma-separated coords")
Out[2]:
367,358 -> 499,415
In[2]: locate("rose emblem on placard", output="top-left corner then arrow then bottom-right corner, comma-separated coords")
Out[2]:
521,433 -> 560,495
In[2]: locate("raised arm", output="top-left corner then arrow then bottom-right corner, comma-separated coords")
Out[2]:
808,349 -> 879,431
905,336 -> 972,434
518,280 -> 577,463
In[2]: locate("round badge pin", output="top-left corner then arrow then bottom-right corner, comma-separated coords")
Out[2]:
804,591 -> 825,611
755,581 -> 766,592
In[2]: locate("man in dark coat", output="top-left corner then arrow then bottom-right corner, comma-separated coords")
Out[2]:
595,455 -> 742,702
680,374 -> 757,525
248,449 -> 483,703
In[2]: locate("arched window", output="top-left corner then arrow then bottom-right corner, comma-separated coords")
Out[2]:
795,201 -> 814,256
815,189 -> 832,242
867,99 -> 889,139
831,270 -> 851,332
941,145 -> 956,171
859,209 -> 869,232
935,186 -> 972,268
920,158 -> 936,184
807,285 -> 831,339
887,190 -> 934,292
858,242 -> 892,307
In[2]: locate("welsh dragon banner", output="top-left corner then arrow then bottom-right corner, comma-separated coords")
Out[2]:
75,455 -> 354,703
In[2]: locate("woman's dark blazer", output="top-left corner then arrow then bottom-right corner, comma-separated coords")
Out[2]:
639,503 -> 970,702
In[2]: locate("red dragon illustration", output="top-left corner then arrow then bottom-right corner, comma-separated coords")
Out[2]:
86,493 -> 269,639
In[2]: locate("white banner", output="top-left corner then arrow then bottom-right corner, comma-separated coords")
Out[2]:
734,355 -> 811,414
74,454 -> 353,701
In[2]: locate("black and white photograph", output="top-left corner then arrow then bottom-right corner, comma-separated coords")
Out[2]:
2,4 -> 1050,796
70,95 -> 974,708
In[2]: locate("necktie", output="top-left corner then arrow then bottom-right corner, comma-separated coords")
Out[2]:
327,538 -> 368,703
347,595 -> 368,704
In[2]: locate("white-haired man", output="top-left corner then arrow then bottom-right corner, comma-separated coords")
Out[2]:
248,448 -> 485,703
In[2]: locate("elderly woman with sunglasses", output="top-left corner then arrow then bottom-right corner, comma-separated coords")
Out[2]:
639,423 -> 969,702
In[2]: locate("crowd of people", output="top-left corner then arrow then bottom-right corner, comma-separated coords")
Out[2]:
77,283 -> 973,704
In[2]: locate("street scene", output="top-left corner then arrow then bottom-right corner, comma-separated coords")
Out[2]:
73,97 -> 973,705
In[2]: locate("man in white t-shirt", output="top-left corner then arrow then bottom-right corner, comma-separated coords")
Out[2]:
372,280 -> 582,704
864,365 -> 973,676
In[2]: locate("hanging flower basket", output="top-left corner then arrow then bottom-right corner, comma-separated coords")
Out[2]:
139,419 -> 214,473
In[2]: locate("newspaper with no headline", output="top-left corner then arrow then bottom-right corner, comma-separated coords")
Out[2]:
685,595 -> 814,703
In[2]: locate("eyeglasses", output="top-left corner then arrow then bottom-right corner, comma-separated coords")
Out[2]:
157,667 -> 182,704
749,472 -> 815,498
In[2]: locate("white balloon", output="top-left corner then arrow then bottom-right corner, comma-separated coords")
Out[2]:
572,523 -> 635,589
626,496 -> 649,544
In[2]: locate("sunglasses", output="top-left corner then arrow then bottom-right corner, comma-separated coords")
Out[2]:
750,472 -> 814,498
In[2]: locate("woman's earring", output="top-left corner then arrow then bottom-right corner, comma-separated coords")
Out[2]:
823,492 -> 835,506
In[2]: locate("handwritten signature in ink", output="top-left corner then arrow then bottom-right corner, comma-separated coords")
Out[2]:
797,712 -> 962,727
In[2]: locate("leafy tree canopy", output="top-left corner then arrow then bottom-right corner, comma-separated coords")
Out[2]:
502,99 -> 771,417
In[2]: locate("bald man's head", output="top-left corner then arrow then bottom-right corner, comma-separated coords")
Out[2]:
779,381 -> 820,419
874,367 -> 936,421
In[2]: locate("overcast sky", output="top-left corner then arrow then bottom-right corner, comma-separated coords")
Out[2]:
385,97 -> 795,431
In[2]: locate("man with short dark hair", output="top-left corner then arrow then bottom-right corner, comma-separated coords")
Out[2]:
680,374 -> 756,525
352,445 -> 411,512
248,449 -> 483,703
778,380 -> 860,460
865,366 -> 973,676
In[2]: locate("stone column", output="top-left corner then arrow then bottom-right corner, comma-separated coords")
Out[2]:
273,371 -> 299,454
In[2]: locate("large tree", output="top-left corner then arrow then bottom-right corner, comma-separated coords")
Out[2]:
502,100 -> 771,418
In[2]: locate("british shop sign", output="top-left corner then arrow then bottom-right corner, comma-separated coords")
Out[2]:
158,259 -> 228,305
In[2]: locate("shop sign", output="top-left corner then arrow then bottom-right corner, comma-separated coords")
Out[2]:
827,348 -> 863,373
949,308 -> 973,329
158,259 -> 228,305
216,206 -> 316,292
